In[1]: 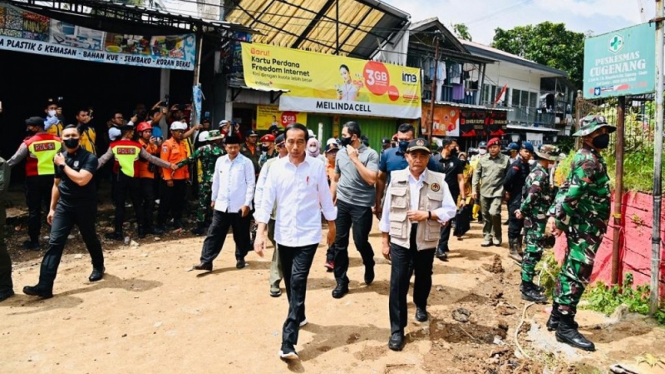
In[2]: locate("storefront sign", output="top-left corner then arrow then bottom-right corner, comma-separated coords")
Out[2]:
459,109 -> 507,137
241,43 -> 422,119
256,105 -> 307,131
583,23 -> 655,99
526,132 -> 543,147
0,4 -> 196,70
421,105 -> 460,137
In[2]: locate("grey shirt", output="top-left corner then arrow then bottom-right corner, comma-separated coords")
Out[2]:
335,144 -> 379,207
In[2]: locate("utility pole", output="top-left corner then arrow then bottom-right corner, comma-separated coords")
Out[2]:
611,96 -> 625,285
651,0 -> 664,316
428,36 -> 439,143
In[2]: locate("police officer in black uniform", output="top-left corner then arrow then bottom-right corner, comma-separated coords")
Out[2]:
503,141 -> 534,261
24,125 -> 105,299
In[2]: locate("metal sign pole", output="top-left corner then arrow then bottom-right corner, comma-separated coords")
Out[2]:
651,0 -> 664,316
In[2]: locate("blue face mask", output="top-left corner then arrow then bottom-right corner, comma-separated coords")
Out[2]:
398,141 -> 409,153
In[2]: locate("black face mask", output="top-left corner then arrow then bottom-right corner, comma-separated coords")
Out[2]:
261,145 -> 270,152
340,136 -> 352,147
398,140 -> 409,153
63,138 -> 80,149
450,148 -> 458,157
592,134 -> 610,149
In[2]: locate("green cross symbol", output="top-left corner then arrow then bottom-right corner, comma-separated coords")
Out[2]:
610,36 -> 623,52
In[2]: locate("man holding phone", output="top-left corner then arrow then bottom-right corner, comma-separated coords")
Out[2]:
191,136 -> 255,271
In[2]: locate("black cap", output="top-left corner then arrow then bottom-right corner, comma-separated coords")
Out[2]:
245,129 -> 258,137
25,116 -> 44,126
406,138 -> 431,154
275,134 -> 285,145
225,135 -> 240,145
381,137 -> 390,145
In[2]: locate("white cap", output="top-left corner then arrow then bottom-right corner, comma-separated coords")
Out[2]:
198,131 -> 209,143
326,138 -> 338,146
170,121 -> 187,131
219,120 -> 229,126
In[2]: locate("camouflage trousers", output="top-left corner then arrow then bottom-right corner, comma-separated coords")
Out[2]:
554,220 -> 606,313
196,182 -> 212,225
521,218 -> 546,283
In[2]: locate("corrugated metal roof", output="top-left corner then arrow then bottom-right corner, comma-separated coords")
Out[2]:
224,0 -> 410,58
461,40 -> 567,77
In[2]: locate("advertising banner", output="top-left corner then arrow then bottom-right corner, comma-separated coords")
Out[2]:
583,23 -> 655,99
421,105 -> 460,137
459,109 -> 507,138
241,43 -> 422,119
256,105 -> 307,131
0,4 -> 196,70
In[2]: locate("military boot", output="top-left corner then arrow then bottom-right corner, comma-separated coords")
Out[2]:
520,281 -> 547,303
555,313 -> 595,351
508,238 -> 522,262
547,303 -> 578,331
516,236 -> 524,256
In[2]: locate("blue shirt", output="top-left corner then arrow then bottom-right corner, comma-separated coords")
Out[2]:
379,147 -> 439,182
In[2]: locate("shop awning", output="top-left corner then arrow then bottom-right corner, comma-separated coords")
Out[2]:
423,100 -> 513,112
224,0 -> 410,58
507,124 -> 561,133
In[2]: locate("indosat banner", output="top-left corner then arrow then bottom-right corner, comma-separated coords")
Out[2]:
241,43 -> 422,119
0,4 -> 195,70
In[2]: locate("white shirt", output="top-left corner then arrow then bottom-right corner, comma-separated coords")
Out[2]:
256,155 -> 337,247
379,169 -> 457,233
108,127 -> 121,141
211,154 -> 255,213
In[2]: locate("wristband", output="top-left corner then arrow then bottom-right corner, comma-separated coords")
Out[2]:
428,211 -> 432,220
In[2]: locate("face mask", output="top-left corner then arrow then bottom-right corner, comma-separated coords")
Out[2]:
478,149 -> 487,155
261,145 -> 270,152
63,138 -> 79,149
398,140 -> 409,153
592,133 -> 610,149
340,136 -> 352,147
450,148 -> 458,157
48,110 -> 56,117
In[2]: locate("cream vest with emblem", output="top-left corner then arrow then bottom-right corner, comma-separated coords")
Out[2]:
388,169 -> 446,250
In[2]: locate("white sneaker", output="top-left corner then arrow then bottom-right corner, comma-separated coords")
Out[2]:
299,318 -> 308,328
279,349 -> 299,360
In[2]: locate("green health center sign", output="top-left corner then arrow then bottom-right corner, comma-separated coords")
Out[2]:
583,23 -> 655,99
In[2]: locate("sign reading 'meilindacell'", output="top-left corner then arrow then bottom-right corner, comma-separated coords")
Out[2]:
583,23 -> 655,99
0,4 -> 196,71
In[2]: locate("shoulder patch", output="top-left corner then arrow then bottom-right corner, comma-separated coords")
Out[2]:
512,166 -> 520,170
430,182 -> 441,192
162,146 -> 169,153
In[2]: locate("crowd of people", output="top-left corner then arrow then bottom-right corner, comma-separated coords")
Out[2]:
0,100 -> 614,360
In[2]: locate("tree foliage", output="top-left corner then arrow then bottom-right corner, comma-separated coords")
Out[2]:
453,23 -> 472,41
491,22 -> 585,88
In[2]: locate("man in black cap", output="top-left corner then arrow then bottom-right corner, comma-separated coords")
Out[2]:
381,137 -> 391,152
379,138 -> 457,351
7,116 -> 62,250
240,129 -> 261,178
268,124 -> 282,138
24,125 -> 105,298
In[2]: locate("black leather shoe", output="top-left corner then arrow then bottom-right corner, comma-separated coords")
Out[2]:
148,227 -> 164,236
555,314 -> 595,351
0,290 -> 15,302
436,250 -> 448,262
332,283 -> 348,299
364,266 -> 375,285
190,226 -> 206,236
193,262 -> 213,271
104,232 -> 123,241
236,258 -> 247,269
547,304 -> 578,331
22,240 -> 40,251
415,307 -> 428,322
388,332 -> 405,351
23,285 -> 53,299
89,267 -> 105,282
520,281 -> 548,303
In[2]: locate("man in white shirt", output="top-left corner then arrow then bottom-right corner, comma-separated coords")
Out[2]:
379,138 -> 457,352
254,123 -> 336,361
192,136 -> 255,271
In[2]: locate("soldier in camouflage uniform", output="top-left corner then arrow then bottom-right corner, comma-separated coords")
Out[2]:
514,144 -> 562,303
177,130 -> 225,235
545,115 -> 614,352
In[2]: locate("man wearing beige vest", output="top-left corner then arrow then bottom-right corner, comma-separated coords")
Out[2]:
379,138 -> 457,351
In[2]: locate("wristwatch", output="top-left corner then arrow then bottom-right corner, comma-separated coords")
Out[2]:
58,164 -> 65,171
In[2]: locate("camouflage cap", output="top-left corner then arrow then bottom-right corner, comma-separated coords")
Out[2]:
535,144 -> 562,161
206,129 -> 224,141
572,114 -> 617,137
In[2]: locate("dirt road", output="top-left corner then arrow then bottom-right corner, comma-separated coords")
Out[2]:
1,216 -> 664,373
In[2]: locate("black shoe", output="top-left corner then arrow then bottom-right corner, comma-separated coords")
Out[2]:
547,304 -> 578,331
520,281 -> 547,303
555,314 -> 595,351
364,266 -> 375,285
0,290 -> 14,302
279,344 -> 299,360
436,250 -> 448,262
104,232 -> 123,241
22,240 -> 40,251
388,332 -> 405,351
415,307 -> 428,322
332,283 -> 348,299
236,258 -> 247,269
193,262 -> 213,271
23,285 -> 53,299
147,227 -> 164,236
190,226 -> 206,236
89,267 -> 105,282
172,220 -> 184,230
138,226 -> 147,239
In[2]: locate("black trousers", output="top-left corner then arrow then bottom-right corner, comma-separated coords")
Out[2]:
25,175 -> 53,243
139,178 -> 156,229
437,191 -> 459,253
0,200 -> 12,294
508,199 -> 523,240
158,179 -> 186,226
114,173 -> 142,233
389,225 -> 435,335
333,199 -> 375,285
38,202 -> 104,290
280,243 -> 317,347
200,209 -> 251,263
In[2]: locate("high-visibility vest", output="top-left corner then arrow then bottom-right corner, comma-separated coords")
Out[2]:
25,134 -> 61,177
110,140 -> 142,178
